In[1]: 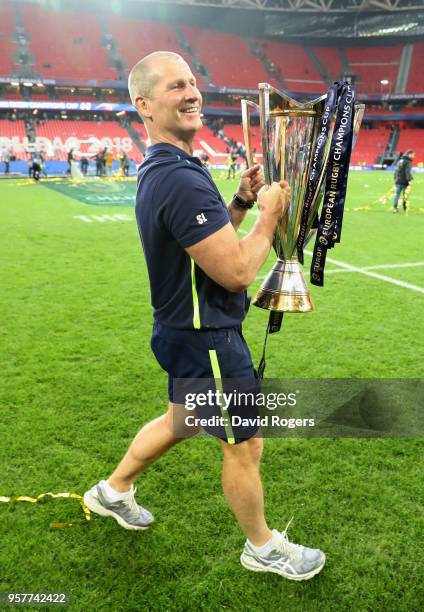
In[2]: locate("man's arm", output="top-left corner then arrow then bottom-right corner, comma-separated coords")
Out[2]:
186,181 -> 290,293
405,160 -> 413,183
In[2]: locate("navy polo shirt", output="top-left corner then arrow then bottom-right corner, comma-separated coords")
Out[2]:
135,143 -> 248,330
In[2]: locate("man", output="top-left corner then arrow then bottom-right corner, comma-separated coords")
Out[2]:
84,52 -> 325,581
393,149 -> 414,213
80,156 -> 89,176
67,148 -> 74,175
105,148 -> 114,176
119,152 -> 130,176
95,150 -> 103,177
226,150 -> 237,180
31,155 -> 41,183
3,148 -> 10,174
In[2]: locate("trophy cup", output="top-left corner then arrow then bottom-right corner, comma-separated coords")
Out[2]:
241,84 -> 364,314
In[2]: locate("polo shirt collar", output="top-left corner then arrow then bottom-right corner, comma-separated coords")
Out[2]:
146,143 -> 193,160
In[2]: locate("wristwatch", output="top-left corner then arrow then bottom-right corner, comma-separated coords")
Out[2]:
232,193 -> 255,210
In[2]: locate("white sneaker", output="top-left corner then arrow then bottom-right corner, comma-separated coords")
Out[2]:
83,481 -> 154,530
240,519 -> 325,581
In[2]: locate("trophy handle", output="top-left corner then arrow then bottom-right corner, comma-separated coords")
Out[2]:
241,99 -> 260,169
259,83 -> 272,186
353,104 -> 365,148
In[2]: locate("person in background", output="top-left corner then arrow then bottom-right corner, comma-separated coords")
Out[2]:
80,156 -> 89,176
121,152 -> 130,176
101,147 -> 107,175
226,151 -> 237,180
105,149 -> 114,176
95,151 -> 103,177
67,148 -> 74,174
3,149 -> 11,174
393,149 -> 414,213
31,155 -> 41,183
40,152 -> 48,178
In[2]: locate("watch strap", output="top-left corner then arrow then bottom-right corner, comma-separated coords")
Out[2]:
232,193 -> 255,210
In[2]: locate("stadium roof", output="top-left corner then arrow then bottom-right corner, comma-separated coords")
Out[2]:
138,0 -> 424,12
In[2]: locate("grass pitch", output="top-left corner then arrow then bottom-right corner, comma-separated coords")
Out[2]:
1,171 -> 423,611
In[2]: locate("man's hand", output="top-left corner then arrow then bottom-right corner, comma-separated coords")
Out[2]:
236,164 -> 265,203
257,180 -> 291,219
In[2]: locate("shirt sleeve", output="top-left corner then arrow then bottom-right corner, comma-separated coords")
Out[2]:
156,166 -> 230,248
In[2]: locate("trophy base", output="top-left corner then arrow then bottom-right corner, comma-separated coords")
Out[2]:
252,258 -> 315,313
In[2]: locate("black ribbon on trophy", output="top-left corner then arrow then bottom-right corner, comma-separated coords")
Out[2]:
304,82 -> 355,286
296,82 -> 339,266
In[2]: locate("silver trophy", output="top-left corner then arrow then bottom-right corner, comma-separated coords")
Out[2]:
242,84 -> 364,313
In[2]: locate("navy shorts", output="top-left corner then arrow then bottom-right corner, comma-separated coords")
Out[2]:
151,321 -> 260,444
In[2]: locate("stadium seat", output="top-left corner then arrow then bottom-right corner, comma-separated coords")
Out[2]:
0,3 -> 16,77
344,45 -> 402,94
311,47 -> 344,83
254,40 -> 326,95
182,27 -> 276,89
406,43 -> 424,94
0,119 -> 30,160
350,126 -> 390,165
21,4 -> 117,80
33,120 -> 143,163
106,16 -> 204,85
397,129 -> 424,164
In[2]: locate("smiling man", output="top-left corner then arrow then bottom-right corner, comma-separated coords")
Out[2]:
84,51 -> 325,581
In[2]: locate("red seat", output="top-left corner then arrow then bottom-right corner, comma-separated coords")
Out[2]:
0,120 -> 30,159
0,3 -> 16,76
22,4 -> 116,80
33,120 -> 143,163
397,129 -> 424,165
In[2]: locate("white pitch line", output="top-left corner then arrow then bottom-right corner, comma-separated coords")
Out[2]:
256,257 -> 424,293
325,261 -> 424,274
360,262 -> 424,271
304,250 -> 424,295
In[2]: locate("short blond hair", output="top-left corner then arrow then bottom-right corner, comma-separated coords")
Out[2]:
128,51 -> 184,105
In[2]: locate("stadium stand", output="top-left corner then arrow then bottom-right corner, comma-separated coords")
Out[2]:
406,42 -> 424,94
182,27 -> 276,89
1,5 -> 423,172
344,45 -> 402,94
0,2 -> 16,77
33,120 -> 142,162
397,129 -> 424,164
312,47 -> 344,83
21,4 -> 116,80
194,125 -> 231,153
350,126 -> 390,165
255,40 -> 326,94
0,119 -> 30,159
106,16 -> 203,84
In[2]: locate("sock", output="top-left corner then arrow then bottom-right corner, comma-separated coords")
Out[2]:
248,533 -> 274,556
101,480 -> 131,501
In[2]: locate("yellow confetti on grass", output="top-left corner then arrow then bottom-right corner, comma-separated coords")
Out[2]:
0,492 -> 91,528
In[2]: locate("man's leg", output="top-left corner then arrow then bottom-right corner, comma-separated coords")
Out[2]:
402,185 -> 408,210
221,437 -> 272,546
108,402 -> 198,492
223,436 -> 326,580
393,183 -> 402,210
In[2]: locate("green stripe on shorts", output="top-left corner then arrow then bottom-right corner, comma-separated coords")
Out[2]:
208,349 -> 235,445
